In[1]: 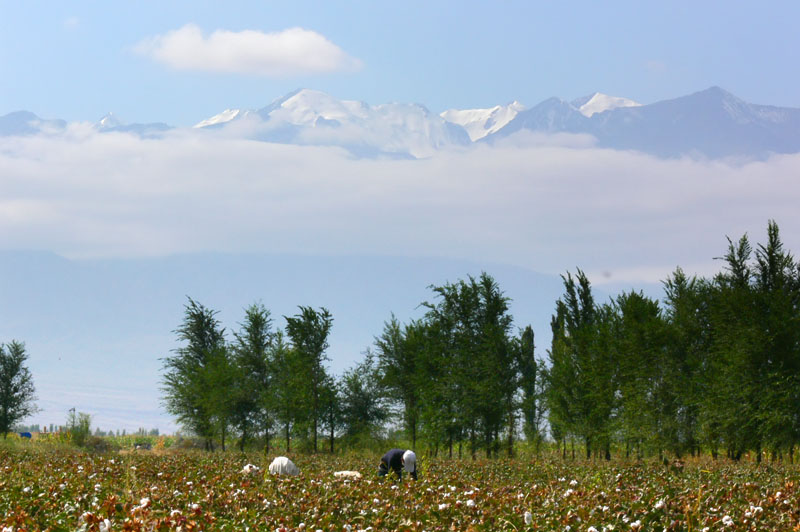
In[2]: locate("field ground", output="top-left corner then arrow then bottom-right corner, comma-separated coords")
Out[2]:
1,444 -> 799,531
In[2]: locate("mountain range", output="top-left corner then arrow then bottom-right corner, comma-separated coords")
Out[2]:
2,87 -> 799,159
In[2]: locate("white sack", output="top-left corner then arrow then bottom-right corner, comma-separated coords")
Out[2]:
269,456 -> 300,476
333,470 -> 362,480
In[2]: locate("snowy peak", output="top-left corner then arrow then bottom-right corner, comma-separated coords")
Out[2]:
264,88 -> 371,125
572,92 -> 641,117
440,101 -> 525,141
194,109 -> 242,128
98,112 -> 122,129
196,88 -> 470,158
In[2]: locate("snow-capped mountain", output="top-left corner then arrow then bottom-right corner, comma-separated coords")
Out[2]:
440,101 -> 525,141
4,87 -> 800,159
571,93 -> 641,117
486,87 -> 800,158
195,89 -> 471,158
194,109 -> 245,128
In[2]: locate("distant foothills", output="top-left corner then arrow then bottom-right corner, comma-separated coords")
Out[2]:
2,86 -> 800,160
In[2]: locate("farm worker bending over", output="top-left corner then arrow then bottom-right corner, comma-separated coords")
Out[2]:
378,449 -> 417,480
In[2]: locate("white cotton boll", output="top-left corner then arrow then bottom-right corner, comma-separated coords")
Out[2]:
438,503 -> 449,510
722,515 -> 734,527
524,511 -> 533,525
242,463 -> 260,474
654,499 -> 665,510
569,479 -> 578,487
99,519 -> 111,532
466,499 -> 476,508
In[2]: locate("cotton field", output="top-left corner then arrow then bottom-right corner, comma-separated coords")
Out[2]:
0,448 -> 798,531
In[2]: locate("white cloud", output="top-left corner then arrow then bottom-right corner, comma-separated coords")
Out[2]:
1,129 -> 798,285
134,24 -> 363,77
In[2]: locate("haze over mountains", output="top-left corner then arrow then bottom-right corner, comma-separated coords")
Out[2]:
3,87 -> 800,159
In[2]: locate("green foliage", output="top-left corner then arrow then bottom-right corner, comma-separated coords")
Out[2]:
285,306 -> 334,453
543,220 -> 800,461
66,410 -> 92,448
0,340 -> 38,439
161,298 -> 227,449
152,221 -> 799,462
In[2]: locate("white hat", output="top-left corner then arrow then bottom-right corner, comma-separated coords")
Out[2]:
402,450 -> 416,473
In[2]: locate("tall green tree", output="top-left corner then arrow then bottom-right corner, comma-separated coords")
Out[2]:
270,331 -> 303,452
751,221 -> 800,457
612,291 -> 668,458
547,271 -> 615,459
0,341 -> 38,438
232,303 -> 275,452
161,298 -> 227,450
339,352 -> 388,443
285,306 -> 333,453
374,316 -> 423,448
420,272 -> 516,457
662,267 -> 709,457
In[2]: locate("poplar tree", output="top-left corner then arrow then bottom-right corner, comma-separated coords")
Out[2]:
0,341 -> 38,438
161,298 -> 226,450
285,306 -> 333,453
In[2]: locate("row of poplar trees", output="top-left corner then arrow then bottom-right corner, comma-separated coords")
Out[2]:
163,220 -> 799,461
161,271 -> 544,456
548,221 -> 800,461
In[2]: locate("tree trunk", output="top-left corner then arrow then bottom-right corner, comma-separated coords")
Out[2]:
470,429 -> 476,460
313,415 -> 318,454
285,423 -> 290,453
508,414 -> 514,458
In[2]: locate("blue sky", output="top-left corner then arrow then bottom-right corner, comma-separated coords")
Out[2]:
2,1 -> 799,125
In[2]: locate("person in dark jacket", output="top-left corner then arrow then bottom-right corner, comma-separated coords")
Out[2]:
378,448 -> 417,480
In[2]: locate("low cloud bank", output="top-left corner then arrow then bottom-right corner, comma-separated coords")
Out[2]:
1,129 -> 798,285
